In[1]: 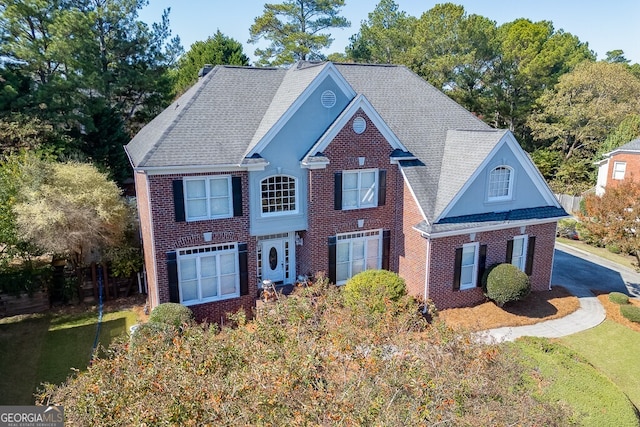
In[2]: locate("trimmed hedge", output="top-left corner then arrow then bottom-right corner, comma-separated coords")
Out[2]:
620,305 -> 640,323
608,292 -> 630,305
484,263 -> 530,307
343,270 -> 406,313
148,303 -> 194,328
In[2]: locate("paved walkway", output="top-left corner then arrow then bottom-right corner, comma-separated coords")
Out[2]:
480,242 -> 639,343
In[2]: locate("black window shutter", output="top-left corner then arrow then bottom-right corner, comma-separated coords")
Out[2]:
506,239 -> 514,264
328,236 -> 337,284
238,243 -> 248,295
378,170 -> 387,206
172,180 -> 185,222
166,251 -> 180,303
382,230 -> 391,270
525,236 -> 536,276
232,176 -> 243,217
477,244 -> 487,287
453,247 -> 462,291
334,172 -> 342,210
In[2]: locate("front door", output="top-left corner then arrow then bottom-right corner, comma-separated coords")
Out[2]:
261,239 -> 285,283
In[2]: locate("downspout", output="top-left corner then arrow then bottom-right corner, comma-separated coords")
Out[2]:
423,235 -> 431,313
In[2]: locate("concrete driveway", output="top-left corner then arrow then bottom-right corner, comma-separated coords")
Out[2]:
552,243 -> 640,298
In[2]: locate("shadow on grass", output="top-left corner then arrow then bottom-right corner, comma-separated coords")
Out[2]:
0,314 -> 129,405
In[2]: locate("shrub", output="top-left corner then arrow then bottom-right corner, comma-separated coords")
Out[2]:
484,263 -> 531,307
148,303 -> 194,328
608,292 -> 629,305
343,269 -> 406,313
620,304 -> 640,323
606,244 -> 622,254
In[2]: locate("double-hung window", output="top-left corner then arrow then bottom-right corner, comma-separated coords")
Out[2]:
184,176 -> 232,221
510,235 -> 528,272
177,243 -> 239,305
459,242 -> 479,290
613,161 -> 626,180
335,230 -> 382,284
488,166 -> 513,201
342,169 -> 378,209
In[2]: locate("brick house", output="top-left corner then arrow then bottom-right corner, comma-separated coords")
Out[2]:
124,61 -> 567,322
595,137 -> 640,196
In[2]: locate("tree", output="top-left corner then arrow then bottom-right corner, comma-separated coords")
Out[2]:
598,114 -> 640,156
172,30 -> 249,95
491,19 -> 593,144
13,158 -> 128,279
345,0 -> 415,64
578,179 -> 640,267
527,61 -> 640,161
605,49 -> 629,64
248,0 -> 350,66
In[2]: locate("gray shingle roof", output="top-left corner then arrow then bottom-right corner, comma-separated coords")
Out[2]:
125,61 -> 564,227
615,137 -> 640,152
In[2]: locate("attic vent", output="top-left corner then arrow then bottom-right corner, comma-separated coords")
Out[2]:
352,117 -> 366,134
321,90 -> 336,108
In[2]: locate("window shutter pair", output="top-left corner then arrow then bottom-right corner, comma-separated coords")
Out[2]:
506,236 -> 536,275
334,170 -> 387,210
166,243 -> 249,304
452,245 -> 487,291
172,177 -> 243,222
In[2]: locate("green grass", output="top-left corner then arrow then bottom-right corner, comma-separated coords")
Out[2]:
556,237 -> 637,271
561,320 -> 640,410
514,337 -> 639,426
0,309 -> 137,404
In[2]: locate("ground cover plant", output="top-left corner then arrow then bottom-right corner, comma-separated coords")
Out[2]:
39,279 -> 571,426
0,305 -> 138,404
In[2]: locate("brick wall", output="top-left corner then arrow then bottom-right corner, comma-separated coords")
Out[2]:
606,152 -> 640,189
426,221 -> 558,310
145,171 -> 257,323
303,109 -> 402,277
134,171 -> 157,308
397,180 -> 427,298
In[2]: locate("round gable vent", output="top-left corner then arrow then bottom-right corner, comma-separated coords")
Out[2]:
321,90 -> 336,108
352,117 -> 367,134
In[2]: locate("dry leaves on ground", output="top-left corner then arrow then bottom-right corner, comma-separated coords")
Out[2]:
439,286 -> 580,331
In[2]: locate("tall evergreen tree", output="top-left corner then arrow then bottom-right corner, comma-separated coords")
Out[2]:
248,0 -> 350,66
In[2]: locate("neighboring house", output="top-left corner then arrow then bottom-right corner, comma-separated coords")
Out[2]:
596,137 -> 640,195
124,61 -> 567,323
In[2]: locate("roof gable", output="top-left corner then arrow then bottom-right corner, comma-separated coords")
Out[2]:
436,131 -> 560,222
246,62 -> 356,158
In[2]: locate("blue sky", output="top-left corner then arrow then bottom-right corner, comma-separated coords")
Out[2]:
138,1 -> 640,64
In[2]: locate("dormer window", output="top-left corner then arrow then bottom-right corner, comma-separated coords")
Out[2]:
261,175 -> 297,215
488,166 -> 513,201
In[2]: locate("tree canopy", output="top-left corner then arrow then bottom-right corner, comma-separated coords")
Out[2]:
172,30 -> 249,95
248,0 -> 350,65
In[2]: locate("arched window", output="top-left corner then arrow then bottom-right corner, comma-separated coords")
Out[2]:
261,175 -> 297,214
488,166 -> 513,201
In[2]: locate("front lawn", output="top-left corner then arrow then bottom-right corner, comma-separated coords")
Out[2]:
560,319 -> 640,410
513,337 -> 639,427
0,307 -> 138,404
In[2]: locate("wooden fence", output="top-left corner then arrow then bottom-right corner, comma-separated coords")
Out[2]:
555,193 -> 583,214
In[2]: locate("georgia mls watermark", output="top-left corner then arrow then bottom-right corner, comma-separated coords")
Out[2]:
0,406 -> 64,427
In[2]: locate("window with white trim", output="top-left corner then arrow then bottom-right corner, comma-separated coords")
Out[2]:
336,230 -> 382,284
184,176 -> 232,221
342,169 -> 378,210
613,161 -> 626,180
511,235 -> 528,272
488,166 -> 513,201
177,243 -> 239,305
261,175 -> 297,215
459,242 -> 479,290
